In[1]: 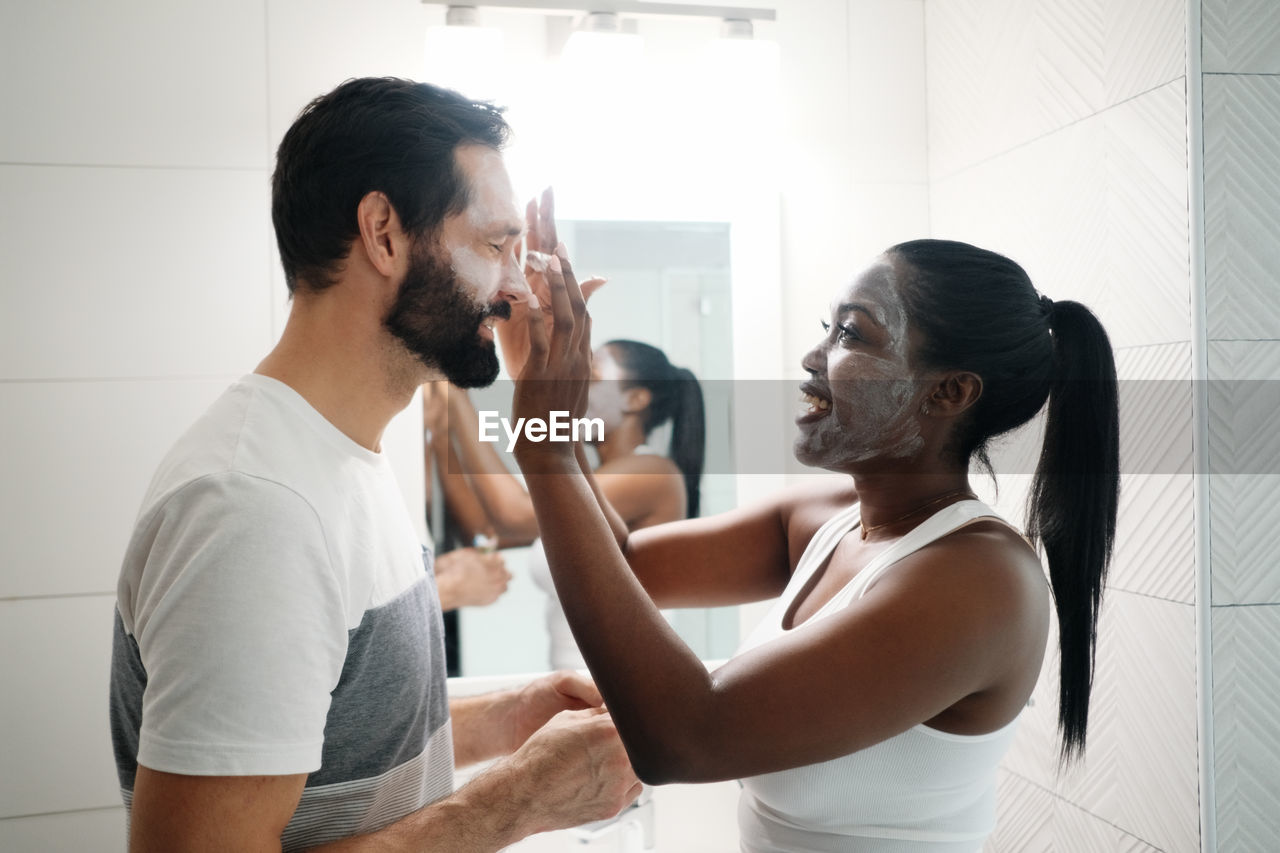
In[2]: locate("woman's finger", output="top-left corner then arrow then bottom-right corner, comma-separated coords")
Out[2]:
525,197 -> 540,252
545,253 -> 576,359
539,186 -> 557,253
523,288 -> 549,375
579,277 -> 608,303
553,244 -> 590,354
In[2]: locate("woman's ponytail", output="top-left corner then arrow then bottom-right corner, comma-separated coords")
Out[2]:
668,367 -> 706,518
891,239 -> 1120,765
603,340 -> 708,519
1026,299 -> 1120,764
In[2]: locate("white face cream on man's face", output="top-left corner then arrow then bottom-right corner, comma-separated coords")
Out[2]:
440,145 -> 527,309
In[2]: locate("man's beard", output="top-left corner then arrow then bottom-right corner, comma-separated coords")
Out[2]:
384,240 -> 510,389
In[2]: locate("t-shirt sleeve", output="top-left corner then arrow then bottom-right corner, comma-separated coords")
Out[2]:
130,472 -> 348,776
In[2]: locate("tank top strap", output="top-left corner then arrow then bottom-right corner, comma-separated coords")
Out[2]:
828,499 -> 1013,612
780,500 -> 863,597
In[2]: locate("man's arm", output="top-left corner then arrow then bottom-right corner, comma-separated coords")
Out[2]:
130,708 -> 640,853
450,670 -> 604,767
434,548 -> 511,612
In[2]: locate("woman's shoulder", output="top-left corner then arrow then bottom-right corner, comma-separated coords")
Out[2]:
596,452 -> 682,477
881,514 -> 1049,628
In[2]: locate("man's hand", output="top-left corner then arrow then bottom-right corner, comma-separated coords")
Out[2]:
505,670 -> 602,750
485,708 -> 643,836
435,547 -> 511,611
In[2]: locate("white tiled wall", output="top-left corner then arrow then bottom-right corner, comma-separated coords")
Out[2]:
0,1 -> 268,169
0,0 -> 423,845
926,0 -> 1200,849
1212,604 -> 1280,849
1203,74 -> 1280,340
1201,0 -> 1280,844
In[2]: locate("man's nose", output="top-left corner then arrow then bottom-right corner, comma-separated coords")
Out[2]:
497,252 -> 530,303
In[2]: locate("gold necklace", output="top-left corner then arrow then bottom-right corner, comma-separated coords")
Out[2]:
859,489 -> 976,540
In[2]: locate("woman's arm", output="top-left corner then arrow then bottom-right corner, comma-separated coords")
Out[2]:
446,388 -> 540,542
513,247 -> 1044,785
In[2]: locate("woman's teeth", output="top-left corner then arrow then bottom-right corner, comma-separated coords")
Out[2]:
801,393 -> 831,414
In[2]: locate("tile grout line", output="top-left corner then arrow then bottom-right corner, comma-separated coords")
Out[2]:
1000,768 -> 1165,850
1185,1 -> 1217,849
932,77 -> 1191,186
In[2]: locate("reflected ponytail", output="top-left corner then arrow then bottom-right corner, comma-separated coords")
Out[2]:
889,239 -> 1119,765
604,340 -> 707,518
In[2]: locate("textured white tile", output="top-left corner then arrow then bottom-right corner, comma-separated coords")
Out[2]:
1204,0 -> 1280,73
1116,343 -> 1194,474
0,1 -> 267,168
931,115 -> 1111,313
0,379 -> 233,599
986,771 -> 1054,852
931,82 -> 1191,349
1098,81 -> 1191,350
985,770 -> 1164,851
1208,342 -> 1280,604
1102,0 -> 1186,104
1107,346 -> 1196,602
1110,473 -> 1196,602
926,0 -> 1185,178
847,0 -> 929,183
0,596 -> 122,818
1057,591 -> 1199,853
0,165 -> 273,380
0,808 -> 126,853
1213,604 -> 1280,850
1204,74 -> 1280,339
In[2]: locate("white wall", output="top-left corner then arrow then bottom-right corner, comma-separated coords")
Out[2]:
0,1 -> 931,849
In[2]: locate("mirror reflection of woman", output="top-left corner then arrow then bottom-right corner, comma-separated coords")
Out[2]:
511,238 -> 1119,853
435,340 -> 705,670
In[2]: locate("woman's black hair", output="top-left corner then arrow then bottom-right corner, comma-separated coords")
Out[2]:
604,340 -> 706,518
888,239 -> 1119,765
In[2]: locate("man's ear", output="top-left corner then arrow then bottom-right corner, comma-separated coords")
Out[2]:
623,386 -> 652,415
922,371 -> 983,418
355,191 -> 407,278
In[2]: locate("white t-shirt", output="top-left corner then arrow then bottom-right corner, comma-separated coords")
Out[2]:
110,374 -> 453,850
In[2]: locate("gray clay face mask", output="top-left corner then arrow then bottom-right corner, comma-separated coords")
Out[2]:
795,259 -> 925,471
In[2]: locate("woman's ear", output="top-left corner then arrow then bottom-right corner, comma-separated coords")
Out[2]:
623,386 -> 652,415
923,371 -> 983,418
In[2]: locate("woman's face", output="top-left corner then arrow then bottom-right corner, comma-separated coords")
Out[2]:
585,346 -> 632,437
794,257 -> 927,472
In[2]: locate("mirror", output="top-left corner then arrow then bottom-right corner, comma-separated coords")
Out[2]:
433,219 -> 742,675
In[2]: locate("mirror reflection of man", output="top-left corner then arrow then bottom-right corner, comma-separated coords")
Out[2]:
109,77 -> 640,852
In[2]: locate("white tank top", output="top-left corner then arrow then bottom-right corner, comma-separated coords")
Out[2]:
735,499 -> 1025,853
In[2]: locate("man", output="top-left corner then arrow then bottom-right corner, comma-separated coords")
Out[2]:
109,77 -> 640,852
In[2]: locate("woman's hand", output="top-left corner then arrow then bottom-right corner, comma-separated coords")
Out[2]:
496,188 -> 604,379
511,245 -> 593,464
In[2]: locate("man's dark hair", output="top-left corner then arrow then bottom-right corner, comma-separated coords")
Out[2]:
271,77 -> 510,293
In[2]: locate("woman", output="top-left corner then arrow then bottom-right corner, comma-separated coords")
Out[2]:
511,239 -> 1119,852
